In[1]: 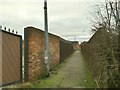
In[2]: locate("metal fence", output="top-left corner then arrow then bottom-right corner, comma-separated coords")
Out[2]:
0,29 -> 22,86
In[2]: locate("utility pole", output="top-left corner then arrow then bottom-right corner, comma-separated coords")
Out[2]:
44,0 -> 49,77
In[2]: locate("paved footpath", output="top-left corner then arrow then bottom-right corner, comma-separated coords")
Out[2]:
32,51 -> 97,88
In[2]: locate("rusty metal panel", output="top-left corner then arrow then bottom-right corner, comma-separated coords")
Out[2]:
1,30 -> 22,86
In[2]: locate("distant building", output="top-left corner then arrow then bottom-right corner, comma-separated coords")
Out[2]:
71,41 -> 80,51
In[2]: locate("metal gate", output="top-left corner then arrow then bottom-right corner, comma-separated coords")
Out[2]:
0,29 -> 22,86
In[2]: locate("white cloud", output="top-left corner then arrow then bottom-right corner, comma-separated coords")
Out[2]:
0,0 -> 98,42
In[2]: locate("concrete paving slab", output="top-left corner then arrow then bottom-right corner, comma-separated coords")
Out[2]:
32,51 -> 97,88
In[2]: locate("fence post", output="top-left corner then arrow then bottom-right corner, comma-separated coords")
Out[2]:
24,28 -> 29,81
0,28 -> 2,87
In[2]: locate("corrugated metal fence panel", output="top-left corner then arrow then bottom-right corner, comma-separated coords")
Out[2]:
1,30 -> 22,86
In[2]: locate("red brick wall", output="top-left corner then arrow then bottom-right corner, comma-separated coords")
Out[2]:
24,27 -> 60,81
49,34 -> 60,69
60,39 -> 74,63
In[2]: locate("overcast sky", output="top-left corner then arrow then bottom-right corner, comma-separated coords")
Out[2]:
0,0 -> 104,43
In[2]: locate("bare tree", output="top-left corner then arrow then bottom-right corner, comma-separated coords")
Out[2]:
90,0 -> 120,88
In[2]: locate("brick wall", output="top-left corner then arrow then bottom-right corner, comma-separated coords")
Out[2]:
60,39 -> 74,63
71,41 -> 80,51
24,27 -> 60,81
81,30 -> 119,88
49,34 -> 60,69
